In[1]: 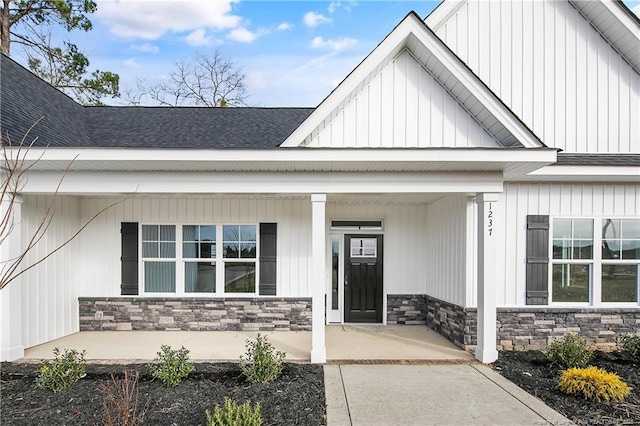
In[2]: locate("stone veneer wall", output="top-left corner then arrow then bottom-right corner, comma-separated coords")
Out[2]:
79,297 -> 312,332
387,295 -> 427,325
422,296 -> 640,352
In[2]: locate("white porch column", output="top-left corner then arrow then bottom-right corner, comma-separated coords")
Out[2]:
1,194 -> 24,361
310,193 -> 327,363
475,193 -> 499,363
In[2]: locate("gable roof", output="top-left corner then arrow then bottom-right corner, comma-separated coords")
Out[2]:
280,12 -> 545,149
427,0 -> 640,74
0,54 -> 312,149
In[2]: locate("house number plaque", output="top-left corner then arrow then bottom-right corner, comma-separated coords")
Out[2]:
487,202 -> 493,236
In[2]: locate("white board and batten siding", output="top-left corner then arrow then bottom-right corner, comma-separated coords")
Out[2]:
20,195 -> 81,349
494,183 -> 640,307
307,50 -> 500,148
432,0 -> 640,153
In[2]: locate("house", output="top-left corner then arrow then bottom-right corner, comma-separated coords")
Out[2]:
1,0 -> 638,364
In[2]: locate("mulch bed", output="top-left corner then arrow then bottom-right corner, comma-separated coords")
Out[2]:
0,362 -> 326,425
493,350 -> 640,425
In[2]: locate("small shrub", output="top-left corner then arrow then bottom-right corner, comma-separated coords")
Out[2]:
558,366 -> 631,402
239,333 -> 286,384
99,370 -> 149,426
35,347 -> 86,393
545,334 -> 593,369
147,345 -> 195,387
205,398 -> 262,426
621,332 -> 640,362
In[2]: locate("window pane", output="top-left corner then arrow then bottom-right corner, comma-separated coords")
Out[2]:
552,264 -> 590,303
223,225 -> 239,241
240,225 -> 256,242
573,219 -> 593,239
185,262 -> 215,293
183,242 -> 197,258
552,239 -> 572,260
331,240 -> 339,310
621,220 -> 640,239
159,242 -> 175,258
224,242 -> 239,258
183,225 -> 196,242
200,242 -> 216,258
602,239 -> 621,260
621,240 -> 640,260
142,225 -> 158,240
553,219 -> 572,239
602,219 -> 620,240
200,225 -> 216,242
572,241 -> 593,260
142,242 -> 158,258
225,263 -> 255,293
144,262 -> 175,292
240,243 -> 256,258
602,265 -> 638,303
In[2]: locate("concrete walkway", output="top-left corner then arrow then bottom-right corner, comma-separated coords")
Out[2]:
325,364 -> 572,426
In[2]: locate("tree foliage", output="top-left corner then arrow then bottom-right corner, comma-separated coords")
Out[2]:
126,51 -> 247,107
1,1 -> 119,105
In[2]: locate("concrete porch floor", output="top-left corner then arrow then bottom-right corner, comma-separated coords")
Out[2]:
21,325 -> 475,363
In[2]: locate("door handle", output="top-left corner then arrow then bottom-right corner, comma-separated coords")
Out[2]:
344,277 -> 348,286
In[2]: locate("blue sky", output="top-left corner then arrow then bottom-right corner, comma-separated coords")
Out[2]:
13,0 -> 640,107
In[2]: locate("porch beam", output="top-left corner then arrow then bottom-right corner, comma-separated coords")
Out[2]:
310,194 -> 327,363
0,194 -> 24,361
475,192 -> 499,363
18,171 -> 504,195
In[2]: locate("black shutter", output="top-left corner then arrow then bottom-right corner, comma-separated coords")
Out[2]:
259,223 -> 277,295
526,215 -> 549,305
121,222 -> 139,295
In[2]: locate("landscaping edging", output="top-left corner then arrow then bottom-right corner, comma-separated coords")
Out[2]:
79,297 -> 312,332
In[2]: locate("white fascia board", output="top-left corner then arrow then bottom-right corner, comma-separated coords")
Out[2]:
424,0 -> 467,33
19,170 -> 504,195
10,147 -> 557,168
280,12 -> 543,149
526,165 -> 640,182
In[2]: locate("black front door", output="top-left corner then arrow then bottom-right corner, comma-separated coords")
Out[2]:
344,234 -> 383,323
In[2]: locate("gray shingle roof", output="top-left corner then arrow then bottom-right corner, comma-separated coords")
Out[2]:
1,54 -> 313,149
557,153 -> 640,166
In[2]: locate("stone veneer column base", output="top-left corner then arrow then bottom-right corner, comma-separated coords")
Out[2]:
79,297 -> 312,332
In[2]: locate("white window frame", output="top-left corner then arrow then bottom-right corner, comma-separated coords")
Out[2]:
139,223 -> 259,297
549,216 -> 640,307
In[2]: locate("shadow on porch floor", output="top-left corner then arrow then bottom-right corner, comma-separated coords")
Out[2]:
20,325 -> 474,364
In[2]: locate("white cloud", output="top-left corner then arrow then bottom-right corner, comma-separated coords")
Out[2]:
185,29 -> 213,46
277,22 -> 293,31
227,27 -> 259,43
246,71 -> 267,91
123,58 -> 142,68
328,1 -> 340,13
131,42 -> 159,53
311,36 -> 357,52
303,11 -> 332,28
96,0 -> 241,39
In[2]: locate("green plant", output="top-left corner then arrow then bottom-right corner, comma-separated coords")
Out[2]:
147,345 -> 195,387
35,347 -> 86,393
206,398 -> 262,426
545,334 -> 593,369
239,333 -> 286,384
99,370 -> 149,426
558,366 -> 631,402
621,332 -> 640,362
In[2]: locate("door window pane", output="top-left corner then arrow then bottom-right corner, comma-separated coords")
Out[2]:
552,264 -> 590,303
144,262 -> 176,292
350,238 -> 377,258
602,265 -> 638,303
224,263 -> 255,293
185,262 -> 215,293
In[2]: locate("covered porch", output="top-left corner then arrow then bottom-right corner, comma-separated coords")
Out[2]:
20,326 -> 474,364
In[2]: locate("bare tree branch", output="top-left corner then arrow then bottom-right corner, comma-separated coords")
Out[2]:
127,51 -> 248,107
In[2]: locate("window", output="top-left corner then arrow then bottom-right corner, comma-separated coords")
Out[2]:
140,224 -> 258,295
223,225 -> 257,293
142,225 -> 176,292
183,225 -> 216,293
551,219 -> 593,303
550,218 -> 639,305
350,238 -> 377,257
601,219 -> 640,303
